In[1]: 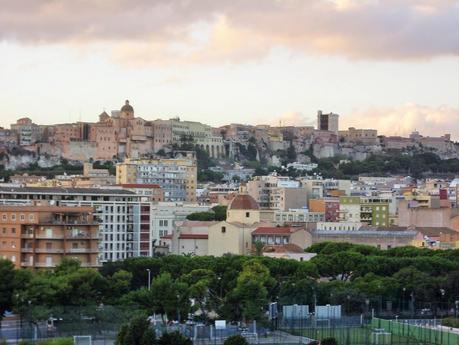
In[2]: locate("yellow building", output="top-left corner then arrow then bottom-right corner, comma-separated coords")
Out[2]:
116,155 -> 197,202
208,194 -> 266,256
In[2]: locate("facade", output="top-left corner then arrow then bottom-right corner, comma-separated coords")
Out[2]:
116,155 -> 197,202
251,226 -> 311,250
0,204 -> 99,269
150,202 -> 211,243
170,118 -> 224,158
317,111 -> 339,133
10,117 -> 40,146
338,127 -> 378,145
0,187 -> 139,263
312,228 -> 418,249
273,209 -> 325,225
340,196 -> 390,227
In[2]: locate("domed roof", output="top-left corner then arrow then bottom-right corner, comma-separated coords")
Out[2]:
228,194 -> 259,210
121,100 -> 134,112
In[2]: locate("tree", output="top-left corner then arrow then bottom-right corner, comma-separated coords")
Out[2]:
186,212 -> 216,221
115,315 -> 156,345
223,335 -> 249,345
286,141 -> 297,163
0,259 -> 15,319
253,241 -> 265,256
212,205 -> 227,221
322,337 -> 338,345
157,331 -> 192,345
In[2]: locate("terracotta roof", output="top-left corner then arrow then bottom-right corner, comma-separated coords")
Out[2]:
228,194 -> 259,210
264,244 -> 305,253
178,234 -> 208,240
252,226 -> 294,235
177,220 -> 218,227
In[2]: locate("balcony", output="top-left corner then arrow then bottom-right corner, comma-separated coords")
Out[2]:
21,233 -> 34,239
66,232 -> 99,239
66,248 -> 97,253
35,234 -> 64,239
21,248 -> 34,253
35,248 -> 64,253
21,261 -> 34,267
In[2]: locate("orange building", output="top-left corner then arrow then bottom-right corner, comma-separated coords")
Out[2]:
0,204 -> 100,269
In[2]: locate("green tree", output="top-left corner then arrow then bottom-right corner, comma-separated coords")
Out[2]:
157,331 -> 192,345
186,212 -> 216,221
0,259 -> 15,319
322,337 -> 338,345
212,205 -> 227,221
223,334 -> 249,345
115,315 -> 156,345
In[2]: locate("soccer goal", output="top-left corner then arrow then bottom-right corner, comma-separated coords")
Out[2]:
371,329 -> 391,345
73,335 -> 92,345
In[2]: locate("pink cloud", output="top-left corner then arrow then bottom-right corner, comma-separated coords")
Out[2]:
0,0 -> 458,64
342,103 -> 459,138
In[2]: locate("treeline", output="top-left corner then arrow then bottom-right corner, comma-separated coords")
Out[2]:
2,243 -> 459,325
313,152 -> 459,179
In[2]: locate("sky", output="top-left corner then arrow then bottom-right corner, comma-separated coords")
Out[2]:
1,0 -> 458,138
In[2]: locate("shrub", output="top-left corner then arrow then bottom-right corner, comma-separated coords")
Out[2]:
157,331 -> 192,345
223,335 -> 249,345
442,318 -> 459,328
37,338 -> 73,345
321,337 -> 338,345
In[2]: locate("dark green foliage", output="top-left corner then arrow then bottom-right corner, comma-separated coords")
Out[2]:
223,334 -> 249,345
322,337 -> 338,345
186,205 -> 227,221
0,259 -> 16,319
212,205 -> 227,221
186,212 -> 216,221
157,331 -> 192,345
36,339 -> 73,345
115,315 -> 156,345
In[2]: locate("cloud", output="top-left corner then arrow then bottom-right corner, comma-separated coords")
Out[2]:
265,112 -> 316,127
342,103 -> 459,139
0,0 -> 458,64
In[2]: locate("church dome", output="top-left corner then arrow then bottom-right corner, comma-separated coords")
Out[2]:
121,100 -> 134,113
228,194 -> 259,210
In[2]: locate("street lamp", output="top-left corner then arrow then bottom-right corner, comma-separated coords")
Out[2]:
146,269 -> 151,291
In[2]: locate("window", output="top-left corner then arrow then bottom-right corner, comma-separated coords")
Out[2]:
20,214 -> 25,221
246,212 -> 250,218
29,214 -> 34,221
11,214 -> 16,221
221,226 -> 226,233
11,228 -> 16,234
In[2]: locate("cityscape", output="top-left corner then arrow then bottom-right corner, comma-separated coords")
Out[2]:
1,1 -> 459,345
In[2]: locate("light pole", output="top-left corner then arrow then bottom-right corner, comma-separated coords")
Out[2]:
146,269 -> 151,291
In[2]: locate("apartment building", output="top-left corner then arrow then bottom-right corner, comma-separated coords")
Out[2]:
0,187 -> 140,262
339,196 -> 390,227
0,204 -> 99,269
273,209 -> 325,225
151,202 -> 212,243
246,174 -> 307,210
116,155 -> 197,202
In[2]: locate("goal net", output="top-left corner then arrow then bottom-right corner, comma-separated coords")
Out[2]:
73,335 -> 92,345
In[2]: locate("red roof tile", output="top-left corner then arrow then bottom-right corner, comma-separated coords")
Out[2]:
228,194 -> 259,210
252,227 -> 294,235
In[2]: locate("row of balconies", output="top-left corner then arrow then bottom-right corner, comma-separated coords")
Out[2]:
21,247 -> 98,253
21,261 -> 100,268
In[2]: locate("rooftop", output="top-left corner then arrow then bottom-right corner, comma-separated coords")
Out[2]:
252,226 -> 296,235
0,187 -> 136,196
228,193 -> 259,210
